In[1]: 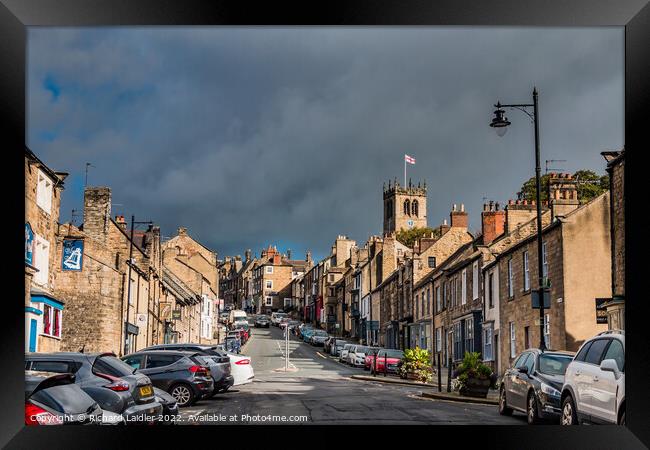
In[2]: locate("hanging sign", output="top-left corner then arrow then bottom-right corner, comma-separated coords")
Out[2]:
25,223 -> 34,265
62,239 -> 84,271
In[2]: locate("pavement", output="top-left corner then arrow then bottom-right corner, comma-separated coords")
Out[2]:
177,324 -> 524,425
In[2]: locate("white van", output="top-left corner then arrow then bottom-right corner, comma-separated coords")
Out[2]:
271,312 -> 288,326
229,309 -> 247,324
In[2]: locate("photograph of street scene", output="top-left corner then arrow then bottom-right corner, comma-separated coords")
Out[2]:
25,27 -> 625,425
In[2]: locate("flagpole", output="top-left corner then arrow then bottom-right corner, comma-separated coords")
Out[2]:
404,156 -> 406,186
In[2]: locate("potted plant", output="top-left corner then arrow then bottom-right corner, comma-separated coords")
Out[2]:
397,347 -> 433,383
453,351 -> 497,398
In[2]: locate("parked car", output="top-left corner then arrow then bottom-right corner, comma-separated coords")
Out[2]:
152,387 -> 180,424
372,349 -> 404,374
339,344 -> 354,363
228,309 -> 247,326
560,330 -> 625,425
233,324 -> 250,343
364,348 -> 384,370
121,350 -> 214,407
25,352 -> 162,423
302,328 -> 317,343
25,371 -> 104,425
279,317 -> 290,329
220,351 -> 255,386
331,340 -> 349,357
298,324 -> 312,338
141,343 -> 235,394
498,349 -> 575,424
287,320 -> 301,333
348,345 -> 372,367
310,330 -> 329,346
323,337 -> 335,353
255,315 -> 270,328
271,312 -> 289,326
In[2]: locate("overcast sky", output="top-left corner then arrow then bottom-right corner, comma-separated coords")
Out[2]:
27,27 -> 623,261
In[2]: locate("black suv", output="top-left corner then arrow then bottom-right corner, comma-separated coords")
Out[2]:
122,350 -> 214,407
25,352 -> 162,424
142,343 -> 234,394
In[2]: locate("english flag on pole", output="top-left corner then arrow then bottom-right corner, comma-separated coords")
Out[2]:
405,154 -> 416,164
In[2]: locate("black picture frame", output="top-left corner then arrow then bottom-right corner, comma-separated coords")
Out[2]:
2,0 -> 648,448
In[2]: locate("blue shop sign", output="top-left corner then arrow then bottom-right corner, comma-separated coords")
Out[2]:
25,223 -> 34,265
62,239 -> 84,271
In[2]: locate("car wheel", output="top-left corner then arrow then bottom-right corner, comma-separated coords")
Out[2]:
527,392 -> 540,425
618,409 -> 626,426
561,395 -> 578,425
498,385 -> 513,416
170,383 -> 195,407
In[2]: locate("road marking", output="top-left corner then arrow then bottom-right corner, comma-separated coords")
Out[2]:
315,352 -> 327,359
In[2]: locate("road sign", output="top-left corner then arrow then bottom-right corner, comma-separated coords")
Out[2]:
595,298 -> 609,324
531,289 -> 550,309
172,309 -> 181,320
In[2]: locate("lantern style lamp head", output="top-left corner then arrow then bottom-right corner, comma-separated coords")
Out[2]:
490,102 -> 511,137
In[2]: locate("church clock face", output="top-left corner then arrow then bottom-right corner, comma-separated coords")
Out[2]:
407,220 -> 414,228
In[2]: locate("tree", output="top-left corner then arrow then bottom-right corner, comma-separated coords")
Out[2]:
396,226 -> 441,248
518,169 -> 609,205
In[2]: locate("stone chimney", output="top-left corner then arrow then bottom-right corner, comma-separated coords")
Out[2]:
83,187 -> 112,244
450,203 -> 468,228
548,172 -> 580,218
177,227 -> 187,236
306,250 -> 312,263
505,199 -> 539,233
481,201 -> 506,245
272,253 -> 281,265
114,215 -> 127,231
245,249 -> 252,262
438,218 -> 451,236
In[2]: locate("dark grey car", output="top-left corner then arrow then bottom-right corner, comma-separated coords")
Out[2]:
25,371 -> 103,425
142,343 -> 234,394
25,352 -> 162,424
122,350 -> 214,407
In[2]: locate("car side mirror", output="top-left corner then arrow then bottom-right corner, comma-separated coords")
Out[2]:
599,359 -> 621,379
518,366 -> 529,374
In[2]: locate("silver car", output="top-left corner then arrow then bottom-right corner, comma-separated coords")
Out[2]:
339,344 -> 354,363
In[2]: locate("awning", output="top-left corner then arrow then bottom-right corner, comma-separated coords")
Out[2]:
30,292 -> 64,310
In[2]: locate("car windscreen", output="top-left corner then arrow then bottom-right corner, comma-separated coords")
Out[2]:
29,384 -> 96,414
355,346 -> 369,353
538,354 -> 573,375
336,341 -> 349,347
92,355 -> 135,377
382,350 -> 404,359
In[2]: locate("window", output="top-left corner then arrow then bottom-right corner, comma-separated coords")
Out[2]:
123,355 -> 144,370
542,242 -> 548,279
574,341 -> 592,362
584,339 -> 609,365
33,235 -> 50,286
507,258 -> 514,298
415,294 -> 419,317
329,274 -> 335,282
524,352 -> 535,373
483,326 -> 493,361
412,200 -> 419,217
472,261 -> 479,300
602,339 -> 625,372
36,169 -> 53,214
436,327 -> 442,352
544,314 -> 551,349
510,322 -> 516,358
426,288 -> 431,315
145,354 -> 182,369
435,286 -> 441,313
266,280 -> 273,289
41,304 -> 62,338
514,352 -> 529,369
265,296 -> 273,306
453,322 -> 462,360
524,326 -> 530,349
428,257 -> 436,268
451,278 -> 456,308
404,199 -> 410,216
30,360 -> 72,373
461,269 -> 467,305
443,282 -> 448,309
523,251 -> 530,291
488,272 -> 494,308
464,318 -> 474,353
266,266 -> 274,274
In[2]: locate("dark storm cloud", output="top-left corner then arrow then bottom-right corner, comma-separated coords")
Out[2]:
27,27 -> 623,261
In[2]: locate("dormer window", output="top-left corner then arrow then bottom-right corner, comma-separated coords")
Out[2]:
36,169 -> 53,214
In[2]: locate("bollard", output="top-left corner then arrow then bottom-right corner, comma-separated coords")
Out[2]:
437,353 -> 442,392
447,357 -> 452,393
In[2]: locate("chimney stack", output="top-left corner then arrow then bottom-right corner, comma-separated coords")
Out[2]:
83,187 -> 112,244
115,215 -> 127,231
178,227 -> 187,236
481,201 -> 506,245
245,249 -> 252,262
548,172 -> 579,219
450,203 -> 468,228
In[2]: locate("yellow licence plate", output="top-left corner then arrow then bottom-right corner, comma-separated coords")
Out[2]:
139,385 -> 153,396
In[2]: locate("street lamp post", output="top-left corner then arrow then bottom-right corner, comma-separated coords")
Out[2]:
490,87 -> 546,351
123,215 -> 154,356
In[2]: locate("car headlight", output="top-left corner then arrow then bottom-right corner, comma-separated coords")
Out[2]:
540,383 -> 560,397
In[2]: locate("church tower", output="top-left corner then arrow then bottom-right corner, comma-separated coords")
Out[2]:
383,179 -> 427,234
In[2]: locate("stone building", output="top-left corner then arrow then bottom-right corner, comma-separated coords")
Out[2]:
252,245 -> 310,314
601,150 -> 625,330
25,147 -> 67,353
54,187 -> 166,355
162,227 -> 219,343
383,179 -> 427,233
489,175 -> 611,375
